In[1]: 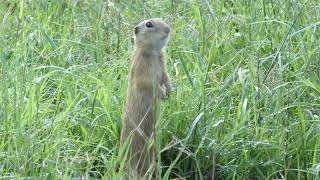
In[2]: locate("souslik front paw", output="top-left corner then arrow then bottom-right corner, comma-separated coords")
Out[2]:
165,82 -> 172,98
158,85 -> 166,100
158,82 -> 172,100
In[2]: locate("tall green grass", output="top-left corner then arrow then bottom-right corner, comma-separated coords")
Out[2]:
1,0 -> 319,179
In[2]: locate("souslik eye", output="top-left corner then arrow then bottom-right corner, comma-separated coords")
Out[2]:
146,21 -> 153,28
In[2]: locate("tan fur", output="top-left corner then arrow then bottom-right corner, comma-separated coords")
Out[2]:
120,18 -> 172,178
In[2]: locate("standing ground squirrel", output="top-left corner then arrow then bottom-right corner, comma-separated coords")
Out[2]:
120,18 -> 172,178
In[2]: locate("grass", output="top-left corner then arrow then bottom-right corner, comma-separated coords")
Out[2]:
1,0 -> 320,179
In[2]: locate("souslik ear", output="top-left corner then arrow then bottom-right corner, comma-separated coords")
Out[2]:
134,26 -> 139,35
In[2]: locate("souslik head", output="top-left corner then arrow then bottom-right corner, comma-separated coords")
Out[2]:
134,18 -> 171,50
